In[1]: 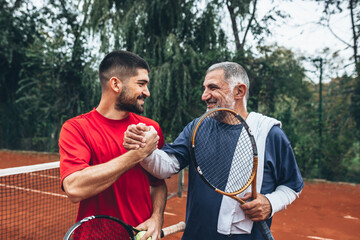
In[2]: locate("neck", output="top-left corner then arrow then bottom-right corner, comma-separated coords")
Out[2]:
233,102 -> 248,120
96,96 -> 129,120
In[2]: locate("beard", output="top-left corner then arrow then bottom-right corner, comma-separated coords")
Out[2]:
115,86 -> 146,114
205,96 -> 234,111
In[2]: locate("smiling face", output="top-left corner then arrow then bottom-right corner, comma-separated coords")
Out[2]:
115,68 -> 150,114
201,69 -> 235,111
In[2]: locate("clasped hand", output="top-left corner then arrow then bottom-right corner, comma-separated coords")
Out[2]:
123,123 -> 159,153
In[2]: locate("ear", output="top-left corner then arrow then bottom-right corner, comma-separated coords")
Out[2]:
233,83 -> 247,100
109,77 -> 122,93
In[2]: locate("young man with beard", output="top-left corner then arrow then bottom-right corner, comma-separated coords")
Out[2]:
59,50 -> 167,240
123,62 -> 304,239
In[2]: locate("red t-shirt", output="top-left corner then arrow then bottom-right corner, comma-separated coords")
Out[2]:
59,109 -> 165,226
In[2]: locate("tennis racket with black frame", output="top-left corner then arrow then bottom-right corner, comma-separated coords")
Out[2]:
63,215 -> 185,240
189,107 -> 274,240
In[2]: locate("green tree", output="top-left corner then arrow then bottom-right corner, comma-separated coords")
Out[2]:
219,0 -> 288,52
315,0 -> 360,137
86,0 -> 230,141
321,75 -> 359,181
3,0 -> 357,183
0,0 -> 40,149
309,0 -> 360,182
7,0 -> 99,151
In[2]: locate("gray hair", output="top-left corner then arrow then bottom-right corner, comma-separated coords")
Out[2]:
206,62 -> 250,100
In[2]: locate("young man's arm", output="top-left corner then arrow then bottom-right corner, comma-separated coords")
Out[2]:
62,130 -> 159,203
136,183 -> 168,240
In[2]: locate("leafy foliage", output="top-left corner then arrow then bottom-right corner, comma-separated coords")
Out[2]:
0,0 -> 358,182
0,0 -> 99,151
0,0 -> 41,148
86,0 -> 231,141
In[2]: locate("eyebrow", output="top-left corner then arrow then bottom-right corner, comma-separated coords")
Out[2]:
204,83 -> 219,88
137,79 -> 149,83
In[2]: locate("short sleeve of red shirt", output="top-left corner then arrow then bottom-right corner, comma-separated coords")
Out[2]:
59,118 -> 92,187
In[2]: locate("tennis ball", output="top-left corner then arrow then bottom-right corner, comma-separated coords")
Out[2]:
135,231 -> 151,240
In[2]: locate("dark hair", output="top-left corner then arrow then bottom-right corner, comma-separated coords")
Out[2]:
99,50 -> 150,87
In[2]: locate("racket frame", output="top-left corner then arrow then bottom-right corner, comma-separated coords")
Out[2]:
189,108 -> 274,240
190,108 -> 258,202
63,215 -> 136,240
64,215 -> 186,240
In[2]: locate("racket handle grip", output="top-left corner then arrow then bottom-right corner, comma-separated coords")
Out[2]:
160,221 -> 186,238
256,221 -> 275,240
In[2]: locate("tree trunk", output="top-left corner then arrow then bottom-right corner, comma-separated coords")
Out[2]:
350,0 -> 359,77
242,0 -> 257,49
226,0 -> 242,51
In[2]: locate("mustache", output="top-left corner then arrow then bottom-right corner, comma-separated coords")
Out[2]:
137,94 -> 147,100
205,99 -> 217,104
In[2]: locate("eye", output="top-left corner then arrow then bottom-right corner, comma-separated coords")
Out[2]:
207,84 -> 219,91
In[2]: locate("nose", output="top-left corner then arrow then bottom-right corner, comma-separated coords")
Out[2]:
143,86 -> 150,97
201,88 -> 210,102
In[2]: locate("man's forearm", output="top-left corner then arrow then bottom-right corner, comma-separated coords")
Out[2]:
63,150 -> 150,203
140,149 -> 180,179
265,185 -> 301,217
150,182 -> 168,223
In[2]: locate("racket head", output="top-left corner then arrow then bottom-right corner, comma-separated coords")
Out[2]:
190,108 -> 258,197
64,215 -> 137,240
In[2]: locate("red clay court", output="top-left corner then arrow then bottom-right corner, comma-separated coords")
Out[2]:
1,150 -> 359,240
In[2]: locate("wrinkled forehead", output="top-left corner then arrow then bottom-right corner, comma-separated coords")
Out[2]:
204,69 -> 230,87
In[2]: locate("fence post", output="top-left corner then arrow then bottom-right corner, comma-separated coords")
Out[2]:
177,169 -> 184,197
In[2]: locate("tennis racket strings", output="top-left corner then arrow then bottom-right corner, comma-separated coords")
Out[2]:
190,108 -> 274,240
64,215 -> 186,240
193,110 -> 256,194
69,216 -> 133,239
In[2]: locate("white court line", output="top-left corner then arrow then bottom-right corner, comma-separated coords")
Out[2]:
307,236 -> 334,240
0,183 -> 67,198
29,172 -> 60,179
0,168 -> 66,198
164,212 -> 177,216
